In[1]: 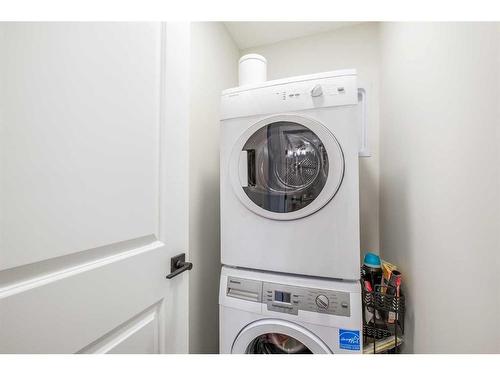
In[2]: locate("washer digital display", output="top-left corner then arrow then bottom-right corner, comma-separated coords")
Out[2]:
274,291 -> 291,303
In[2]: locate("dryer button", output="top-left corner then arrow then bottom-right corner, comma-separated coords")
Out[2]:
310,84 -> 323,97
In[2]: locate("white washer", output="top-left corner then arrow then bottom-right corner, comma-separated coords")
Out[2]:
220,70 -> 362,280
219,266 -> 362,354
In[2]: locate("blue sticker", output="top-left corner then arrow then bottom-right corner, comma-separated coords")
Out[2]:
339,329 -> 360,351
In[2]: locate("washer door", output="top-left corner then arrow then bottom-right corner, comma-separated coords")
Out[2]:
232,319 -> 331,354
229,114 -> 344,220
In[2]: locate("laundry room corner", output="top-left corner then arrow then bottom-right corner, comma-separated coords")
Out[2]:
379,22 -> 500,354
233,22 -> 381,255
188,22 -> 240,354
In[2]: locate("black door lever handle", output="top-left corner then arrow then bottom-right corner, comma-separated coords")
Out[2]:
166,253 -> 193,279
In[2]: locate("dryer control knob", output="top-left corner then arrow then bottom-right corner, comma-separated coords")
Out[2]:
315,294 -> 329,309
310,84 -> 323,97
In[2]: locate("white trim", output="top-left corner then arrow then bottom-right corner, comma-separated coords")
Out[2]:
0,241 -> 164,299
79,304 -> 160,354
160,21 -> 191,354
94,311 -> 156,354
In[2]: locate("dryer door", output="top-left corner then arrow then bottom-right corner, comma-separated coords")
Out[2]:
229,114 -> 344,220
232,319 -> 331,354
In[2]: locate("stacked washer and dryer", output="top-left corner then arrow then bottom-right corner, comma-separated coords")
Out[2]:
219,56 -> 367,354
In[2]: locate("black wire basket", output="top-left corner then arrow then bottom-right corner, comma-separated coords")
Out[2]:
362,285 -> 405,354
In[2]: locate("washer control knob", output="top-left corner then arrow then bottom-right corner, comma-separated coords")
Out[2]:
315,294 -> 329,309
310,84 -> 323,97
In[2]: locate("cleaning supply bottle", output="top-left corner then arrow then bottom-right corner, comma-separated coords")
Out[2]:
362,252 -> 383,289
362,252 -> 385,328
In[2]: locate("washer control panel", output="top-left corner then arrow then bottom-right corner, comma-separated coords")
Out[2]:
263,282 -> 350,317
226,276 -> 351,317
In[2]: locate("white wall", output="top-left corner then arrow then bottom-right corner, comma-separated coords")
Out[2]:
242,22 -> 381,254
187,21 -> 500,354
189,22 -> 239,353
379,23 -> 500,353
244,21 -> 500,353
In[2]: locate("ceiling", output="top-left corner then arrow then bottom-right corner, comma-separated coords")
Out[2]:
224,22 -> 359,50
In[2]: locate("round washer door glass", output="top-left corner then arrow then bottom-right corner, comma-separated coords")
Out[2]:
231,319 -> 332,354
245,333 -> 312,354
242,121 -> 329,214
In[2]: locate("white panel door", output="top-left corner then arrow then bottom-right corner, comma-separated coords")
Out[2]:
0,22 -> 190,353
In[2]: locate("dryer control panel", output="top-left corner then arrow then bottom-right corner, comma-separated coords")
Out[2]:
220,71 -> 358,121
226,276 -> 351,317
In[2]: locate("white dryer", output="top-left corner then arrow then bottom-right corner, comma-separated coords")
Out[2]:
220,69 -> 364,280
219,266 -> 362,354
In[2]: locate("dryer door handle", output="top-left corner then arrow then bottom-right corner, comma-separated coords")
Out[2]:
239,150 -> 256,187
239,150 -> 248,187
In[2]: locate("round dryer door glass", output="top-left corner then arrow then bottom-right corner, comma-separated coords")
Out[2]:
245,333 -> 312,354
242,121 -> 329,213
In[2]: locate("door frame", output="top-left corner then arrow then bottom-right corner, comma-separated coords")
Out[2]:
159,22 -> 191,353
